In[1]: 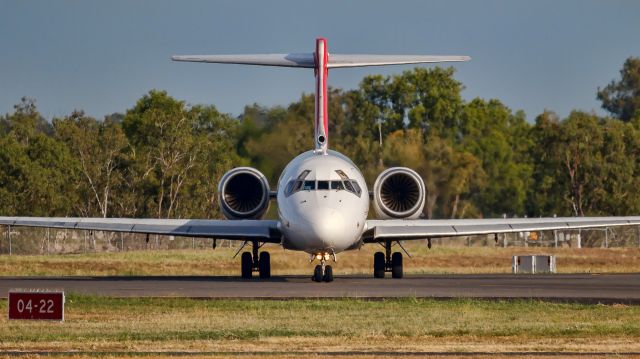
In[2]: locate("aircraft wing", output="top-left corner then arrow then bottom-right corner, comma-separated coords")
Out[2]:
0,217 -> 281,243
363,216 -> 640,242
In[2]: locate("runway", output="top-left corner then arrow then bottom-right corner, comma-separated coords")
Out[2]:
1,273 -> 639,303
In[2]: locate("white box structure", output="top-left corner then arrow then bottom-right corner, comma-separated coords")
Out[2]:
512,255 -> 556,274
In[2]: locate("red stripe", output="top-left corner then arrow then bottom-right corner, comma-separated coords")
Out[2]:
316,39 -> 322,136
315,37 -> 328,149
322,39 -> 328,143
315,41 -> 320,136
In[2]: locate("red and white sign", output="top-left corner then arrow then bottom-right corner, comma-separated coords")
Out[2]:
8,290 -> 65,321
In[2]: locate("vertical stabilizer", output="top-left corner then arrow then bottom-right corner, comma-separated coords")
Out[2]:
314,38 -> 329,154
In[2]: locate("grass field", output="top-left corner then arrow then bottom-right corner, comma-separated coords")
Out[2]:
1,244 -> 639,276
0,295 -> 639,357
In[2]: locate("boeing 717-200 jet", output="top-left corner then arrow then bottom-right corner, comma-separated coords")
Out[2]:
2,38 -> 640,282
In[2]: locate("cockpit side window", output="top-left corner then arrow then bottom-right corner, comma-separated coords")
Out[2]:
335,169 -> 349,180
297,170 -> 311,180
344,180 -> 355,193
285,170 -> 311,197
332,170 -> 361,197
342,180 -> 362,197
350,180 -> 362,197
285,180 -> 303,197
285,180 -> 295,194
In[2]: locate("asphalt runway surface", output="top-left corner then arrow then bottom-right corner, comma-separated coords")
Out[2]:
2,273 -> 639,303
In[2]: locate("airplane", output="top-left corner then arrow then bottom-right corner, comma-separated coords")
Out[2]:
2,37 -> 640,282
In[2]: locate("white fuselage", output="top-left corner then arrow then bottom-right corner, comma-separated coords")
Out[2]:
277,150 -> 369,255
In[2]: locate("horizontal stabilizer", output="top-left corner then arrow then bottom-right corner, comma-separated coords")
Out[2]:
171,54 -> 316,68
171,53 -> 470,69
327,54 -> 470,68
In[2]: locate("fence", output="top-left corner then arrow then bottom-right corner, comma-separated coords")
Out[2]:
1,225 -> 639,255
0,226 -> 239,255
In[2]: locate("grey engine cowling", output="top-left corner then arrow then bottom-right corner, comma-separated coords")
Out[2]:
218,167 -> 270,219
373,167 -> 425,219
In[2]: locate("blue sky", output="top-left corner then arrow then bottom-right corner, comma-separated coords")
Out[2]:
1,0 -> 639,121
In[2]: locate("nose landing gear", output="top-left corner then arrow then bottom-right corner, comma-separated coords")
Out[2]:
373,240 -> 404,279
311,252 -> 335,282
240,240 -> 271,279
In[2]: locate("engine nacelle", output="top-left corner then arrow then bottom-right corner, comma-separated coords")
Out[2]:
373,167 -> 426,219
218,167 -> 270,220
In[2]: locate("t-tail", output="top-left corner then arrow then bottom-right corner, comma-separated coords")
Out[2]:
172,38 -> 470,154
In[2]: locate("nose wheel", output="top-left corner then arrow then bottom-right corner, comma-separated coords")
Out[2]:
312,257 -> 334,282
373,240 -> 403,279
240,240 -> 271,279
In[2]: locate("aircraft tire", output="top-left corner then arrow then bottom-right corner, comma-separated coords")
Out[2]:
312,265 -> 323,282
259,251 -> 271,279
241,252 -> 253,279
373,252 -> 385,278
323,265 -> 334,282
391,252 -> 403,279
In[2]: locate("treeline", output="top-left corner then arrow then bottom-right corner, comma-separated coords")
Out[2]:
1,58 -> 639,220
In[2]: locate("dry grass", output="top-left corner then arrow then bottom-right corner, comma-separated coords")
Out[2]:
0,296 -> 639,356
0,353 -> 636,359
0,244 -> 639,276
2,356 -> 635,359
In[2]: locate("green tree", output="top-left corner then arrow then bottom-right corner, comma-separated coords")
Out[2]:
528,111 -> 640,217
0,98 -> 77,216
360,67 -> 465,140
597,57 -> 640,121
459,99 -> 532,217
596,118 -> 640,215
527,111 -> 567,216
122,90 -> 240,218
54,111 -> 127,217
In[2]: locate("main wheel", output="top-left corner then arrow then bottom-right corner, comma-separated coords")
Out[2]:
259,251 -> 271,279
323,265 -> 334,282
241,252 -> 253,279
373,252 -> 385,278
391,252 -> 403,279
312,265 -> 323,282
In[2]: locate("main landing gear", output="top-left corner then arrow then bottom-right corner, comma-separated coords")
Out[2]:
373,240 -> 403,279
240,240 -> 271,279
311,252 -> 334,282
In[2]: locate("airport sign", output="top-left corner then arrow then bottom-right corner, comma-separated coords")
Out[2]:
8,290 -> 65,321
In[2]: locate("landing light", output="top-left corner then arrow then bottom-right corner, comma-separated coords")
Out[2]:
323,253 -> 330,261
315,254 -> 323,260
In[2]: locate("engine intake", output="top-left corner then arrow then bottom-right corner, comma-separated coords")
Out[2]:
373,167 -> 425,219
218,167 -> 270,219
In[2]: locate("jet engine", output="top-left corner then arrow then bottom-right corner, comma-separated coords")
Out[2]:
218,167 -> 270,220
373,167 -> 425,219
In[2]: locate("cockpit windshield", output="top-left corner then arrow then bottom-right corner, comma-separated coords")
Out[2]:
317,181 -> 329,190
302,180 -> 315,190
284,169 -> 361,197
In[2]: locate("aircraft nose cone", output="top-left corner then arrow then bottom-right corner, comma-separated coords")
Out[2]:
306,208 -> 346,248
